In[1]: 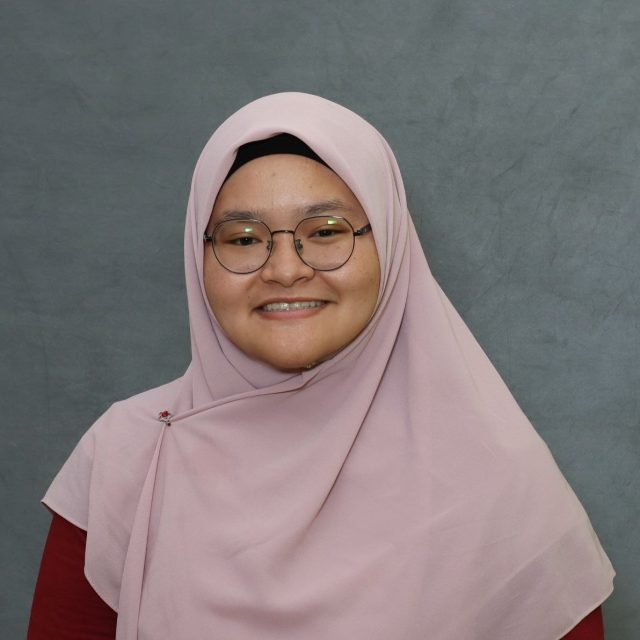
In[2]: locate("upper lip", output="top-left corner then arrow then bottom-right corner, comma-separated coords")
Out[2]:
255,297 -> 328,309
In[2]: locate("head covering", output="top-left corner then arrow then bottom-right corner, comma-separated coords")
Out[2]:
43,92 -> 614,640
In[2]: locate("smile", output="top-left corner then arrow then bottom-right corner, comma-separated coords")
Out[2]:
259,300 -> 327,312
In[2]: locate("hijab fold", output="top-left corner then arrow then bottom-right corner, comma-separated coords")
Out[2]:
44,92 -> 614,639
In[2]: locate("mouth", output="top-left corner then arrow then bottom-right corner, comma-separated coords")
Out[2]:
258,300 -> 327,313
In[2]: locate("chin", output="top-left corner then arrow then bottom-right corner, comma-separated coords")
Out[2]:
255,348 -> 327,372
264,356 -> 318,372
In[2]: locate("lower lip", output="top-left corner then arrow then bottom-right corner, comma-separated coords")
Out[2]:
255,302 -> 328,320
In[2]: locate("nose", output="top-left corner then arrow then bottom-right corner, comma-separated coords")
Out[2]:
259,231 -> 314,286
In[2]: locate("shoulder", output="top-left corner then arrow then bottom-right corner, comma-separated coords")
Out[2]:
101,376 -> 183,423
42,377 -> 187,609
43,376 -> 184,528
86,377 -> 183,445
79,376 -> 184,489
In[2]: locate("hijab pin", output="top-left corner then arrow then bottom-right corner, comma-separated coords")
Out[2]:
158,410 -> 173,426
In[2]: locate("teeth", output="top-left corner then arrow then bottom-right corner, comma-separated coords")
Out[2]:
261,301 -> 325,312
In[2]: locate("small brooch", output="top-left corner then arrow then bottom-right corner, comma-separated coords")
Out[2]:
158,410 -> 173,426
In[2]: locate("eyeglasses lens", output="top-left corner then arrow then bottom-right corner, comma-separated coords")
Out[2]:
212,217 -> 355,273
213,221 -> 270,273
295,217 -> 354,270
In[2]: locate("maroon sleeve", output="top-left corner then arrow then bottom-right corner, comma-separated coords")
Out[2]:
27,513 -> 117,640
560,606 -> 605,640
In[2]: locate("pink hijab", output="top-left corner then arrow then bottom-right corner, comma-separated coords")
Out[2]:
43,92 -> 614,639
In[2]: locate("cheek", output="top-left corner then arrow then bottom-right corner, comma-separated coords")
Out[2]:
334,257 -> 380,329
352,250 -> 381,310
203,254 -> 236,319
203,252 -> 218,309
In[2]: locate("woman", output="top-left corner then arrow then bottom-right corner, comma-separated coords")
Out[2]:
29,92 -> 614,639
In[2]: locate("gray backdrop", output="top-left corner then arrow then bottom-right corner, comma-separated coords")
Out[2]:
2,0 -> 638,637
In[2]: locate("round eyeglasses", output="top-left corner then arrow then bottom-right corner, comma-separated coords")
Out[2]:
203,215 -> 372,274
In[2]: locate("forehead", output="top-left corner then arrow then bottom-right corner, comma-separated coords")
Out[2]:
210,154 -> 367,225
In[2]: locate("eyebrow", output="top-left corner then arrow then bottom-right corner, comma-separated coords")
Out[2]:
216,199 -> 354,223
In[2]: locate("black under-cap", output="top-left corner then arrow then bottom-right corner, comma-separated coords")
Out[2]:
224,133 -> 329,182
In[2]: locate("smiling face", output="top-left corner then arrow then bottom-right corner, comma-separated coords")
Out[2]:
203,153 -> 380,372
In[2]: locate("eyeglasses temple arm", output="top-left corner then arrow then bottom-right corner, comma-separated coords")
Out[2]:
353,224 -> 372,237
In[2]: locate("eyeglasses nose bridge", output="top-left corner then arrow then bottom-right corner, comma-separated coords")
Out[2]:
267,228 -> 302,254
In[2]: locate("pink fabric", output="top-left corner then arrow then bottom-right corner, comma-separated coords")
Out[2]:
43,92 -> 614,639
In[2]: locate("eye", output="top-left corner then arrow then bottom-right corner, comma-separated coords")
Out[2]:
228,235 -> 262,246
312,227 -> 342,238
215,221 -> 269,248
301,218 -> 351,242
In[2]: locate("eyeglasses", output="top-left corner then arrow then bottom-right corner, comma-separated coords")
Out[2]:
203,215 -> 372,274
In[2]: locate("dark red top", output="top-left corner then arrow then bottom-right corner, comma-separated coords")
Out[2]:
28,514 -> 605,639
28,514 -> 117,639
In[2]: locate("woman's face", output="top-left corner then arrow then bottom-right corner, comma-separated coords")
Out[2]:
203,154 -> 380,371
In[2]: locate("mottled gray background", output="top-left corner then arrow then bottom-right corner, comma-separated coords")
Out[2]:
2,0 -> 638,637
